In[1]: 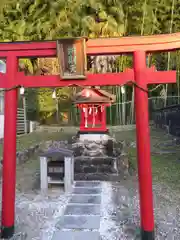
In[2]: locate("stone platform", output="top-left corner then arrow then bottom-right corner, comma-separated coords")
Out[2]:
72,133 -> 128,181
74,156 -> 119,181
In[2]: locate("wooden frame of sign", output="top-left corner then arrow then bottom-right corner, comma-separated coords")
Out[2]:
57,37 -> 87,80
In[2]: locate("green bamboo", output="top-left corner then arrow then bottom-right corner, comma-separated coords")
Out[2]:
164,0 -> 175,107
120,55 -> 126,125
121,13 -> 128,125
177,51 -> 180,103
141,0 -> 147,35
130,0 -> 147,124
117,57 -> 122,125
147,8 -> 158,67
116,85 -> 121,125
130,88 -> 135,124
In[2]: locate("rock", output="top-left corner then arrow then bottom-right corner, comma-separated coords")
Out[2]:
34,144 -> 40,152
24,150 -> 30,162
18,152 -> 25,164
72,141 -> 84,148
74,162 -> 84,173
67,138 -> 74,144
83,139 -> 89,145
99,144 -> 105,149
130,141 -> 136,148
90,151 -> 104,157
101,140 -> 108,145
44,140 -> 53,149
11,232 -> 27,240
97,165 -> 114,173
84,142 -> 99,151
74,146 -> 84,156
83,149 -> 103,157
116,154 -> 129,176
83,166 -> 97,173
105,139 -> 114,156
91,157 -> 112,165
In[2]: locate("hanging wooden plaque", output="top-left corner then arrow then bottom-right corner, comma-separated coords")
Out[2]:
57,37 -> 87,80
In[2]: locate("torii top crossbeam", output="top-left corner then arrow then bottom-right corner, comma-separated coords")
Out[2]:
0,32 -> 179,89
0,32 -> 179,53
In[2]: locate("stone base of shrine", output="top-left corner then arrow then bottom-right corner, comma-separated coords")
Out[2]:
74,156 -> 123,181
71,132 -> 130,181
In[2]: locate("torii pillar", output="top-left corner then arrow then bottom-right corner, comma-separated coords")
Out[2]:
133,51 -> 176,240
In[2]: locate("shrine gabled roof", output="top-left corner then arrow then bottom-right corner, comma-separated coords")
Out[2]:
72,87 -> 116,104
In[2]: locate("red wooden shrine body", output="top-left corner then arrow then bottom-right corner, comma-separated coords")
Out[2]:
73,88 -> 115,132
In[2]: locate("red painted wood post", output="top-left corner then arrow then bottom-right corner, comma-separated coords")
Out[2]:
80,108 -> 85,131
1,55 -> 18,238
102,105 -> 107,131
134,51 -> 155,240
80,108 -> 84,131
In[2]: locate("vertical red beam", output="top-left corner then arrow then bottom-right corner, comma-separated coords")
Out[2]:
1,55 -> 18,239
80,108 -> 85,131
102,105 -> 107,131
134,51 -> 154,240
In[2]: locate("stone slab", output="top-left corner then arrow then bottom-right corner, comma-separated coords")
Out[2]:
56,215 -> 100,229
52,231 -> 100,240
79,133 -> 109,142
73,187 -> 101,195
70,195 -> 101,204
64,204 -> 100,215
74,173 -> 112,181
75,181 -> 101,188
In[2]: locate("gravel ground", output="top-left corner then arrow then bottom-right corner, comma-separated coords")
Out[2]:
0,164 -> 179,239
100,179 -> 180,240
0,155 -> 71,240
12,189 -> 70,240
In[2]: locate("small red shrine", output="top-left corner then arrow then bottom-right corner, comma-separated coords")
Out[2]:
73,87 -> 115,133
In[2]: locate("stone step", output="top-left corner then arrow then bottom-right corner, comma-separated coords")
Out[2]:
55,215 -> 100,229
72,187 -> 102,195
83,151 -> 107,157
52,230 -> 100,240
75,157 -> 113,166
75,173 -> 123,181
75,181 -> 101,188
75,164 -> 115,174
70,194 -> 101,204
64,204 -> 100,216
74,156 -> 118,180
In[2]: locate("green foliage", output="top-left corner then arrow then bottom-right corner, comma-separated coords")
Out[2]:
0,0 -> 179,41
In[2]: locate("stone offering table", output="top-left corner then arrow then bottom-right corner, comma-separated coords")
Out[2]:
39,148 -> 74,193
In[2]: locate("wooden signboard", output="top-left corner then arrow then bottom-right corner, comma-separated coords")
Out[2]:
57,37 -> 87,80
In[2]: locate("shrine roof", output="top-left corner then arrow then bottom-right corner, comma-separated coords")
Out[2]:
72,87 -> 116,104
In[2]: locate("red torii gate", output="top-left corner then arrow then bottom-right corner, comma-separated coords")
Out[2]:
0,33 -> 180,239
